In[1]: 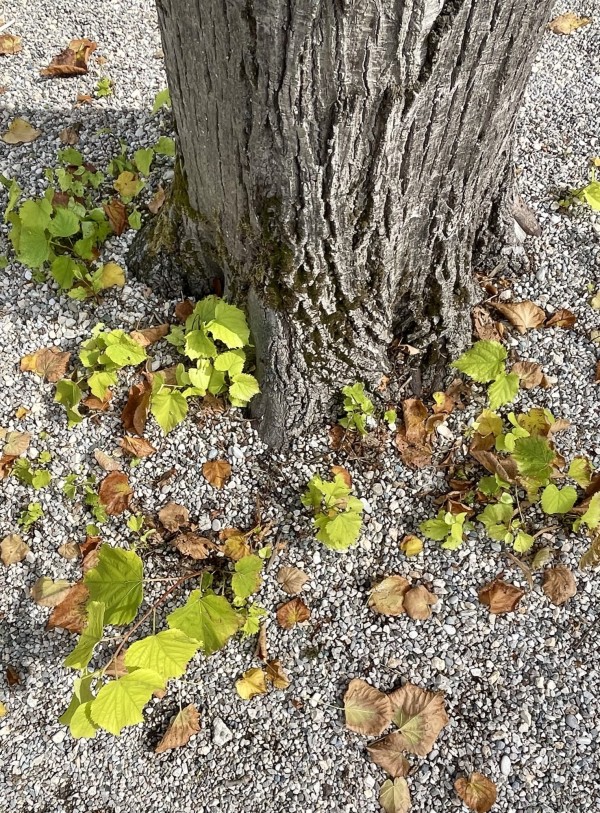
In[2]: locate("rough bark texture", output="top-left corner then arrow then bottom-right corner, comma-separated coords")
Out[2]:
138,0 -> 554,446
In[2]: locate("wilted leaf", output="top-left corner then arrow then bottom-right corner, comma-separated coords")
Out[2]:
82,391 -> 112,412
276,566 -> 310,595
173,532 -> 210,560
20,347 -> 71,382
512,361 -> 543,390
175,299 -> 195,322
344,679 -> 392,736
30,577 -> 72,608
473,306 -> 503,343
580,534 -> 600,569
531,547 -> 552,571
276,597 -> 310,629
542,565 -> 576,605
118,435 -> 156,458
545,308 -> 576,328
388,683 -> 448,756
222,535 -> 251,560
59,125 -> 81,145
155,704 -> 200,753
455,772 -> 497,813
114,171 -> 142,198
470,449 -> 518,483
330,465 -> 352,487
2,118 -> 42,144
0,702 -> 6,717
81,535 -> 101,572
98,471 -> 133,515
380,778 -> 411,813
47,582 -> 89,633
40,38 -> 97,77
478,578 -> 524,614
548,12 -> 591,34
202,459 -> 232,489
3,430 -> 31,457
121,380 -> 151,435
93,448 -> 121,472
255,624 -> 268,660
148,185 -> 166,214
512,195 -> 541,237
130,324 -> 169,347
58,541 -> 80,560
6,666 -> 20,686
103,199 -> 128,236
492,301 -> 545,334
75,93 -> 93,106
595,360 -> 600,384
0,34 -> 22,55
235,667 -> 267,700
400,535 -> 424,557
367,732 -> 411,778
368,575 -> 410,616
158,502 -> 189,532
1,534 -> 29,565
265,659 -> 290,690
403,585 -> 437,620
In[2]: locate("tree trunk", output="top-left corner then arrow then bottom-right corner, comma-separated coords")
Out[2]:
133,0 -> 553,447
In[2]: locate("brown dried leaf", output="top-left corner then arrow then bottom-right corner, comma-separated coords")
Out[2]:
98,471 -> 133,515
470,449 -> 518,483
0,35 -> 22,56
202,459 -> 232,489
175,299 -> 195,322
403,398 -> 428,443
331,465 -> 352,487
595,360 -> 600,384
455,772 -> 498,813
492,301 -> 546,334
118,435 -> 156,458
103,199 -> 128,236
58,541 -> 80,560
276,597 -> 310,629
344,679 -> 393,736
512,361 -> 544,390
255,624 -> 268,661
380,778 -> 411,813
0,455 -> 15,479
1,534 -> 29,565
47,582 -> 89,633
75,93 -> 93,106
40,38 -> 97,77
81,535 -> 101,573
478,578 -> 524,614
6,665 -> 20,686
276,566 -> 310,595
30,577 -> 72,608
130,324 -> 169,347
580,533 -> 600,569
20,347 -> 71,382
2,118 -> 41,144
93,448 -> 121,472
82,391 -> 112,411
172,532 -> 210,560
3,431 -> 31,457
473,306 -> 503,343
367,732 -> 411,778
121,380 -> 151,436
388,683 -> 448,756
548,12 -> 591,34
368,575 -> 411,616
265,659 -> 290,690
155,704 -> 201,754
158,502 -> 189,532
545,308 -> 577,329
403,585 -> 437,620
512,195 -> 542,237
222,535 -> 251,560
542,565 -> 576,605
59,125 -> 81,145
148,185 -> 166,214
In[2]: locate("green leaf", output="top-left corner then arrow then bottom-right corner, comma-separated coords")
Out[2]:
167,590 -> 241,655
64,602 -> 105,670
568,457 -> 594,488
51,256 -> 80,289
84,546 -> 143,625
151,387 -> 188,433
541,484 -> 578,515
185,329 -> 217,360
231,555 -> 263,600
488,372 -> 519,410
16,226 -> 50,267
58,147 -> 83,166
578,493 -> 600,531
155,136 -> 175,157
512,435 -> 554,481
419,513 -> 450,541
90,668 -> 165,735
19,199 -> 52,231
59,675 -> 98,739
48,207 -> 80,238
229,373 -> 260,406
87,370 -> 117,400
55,379 -> 84,426
124,629 -> 198,680
206,300 -> 250,348
316,509 -> 363,551
240,603 -> 266,636
478,501 -> 514,540
186,360 -> 213,395
103,334 -> 147,368
152,87 -> 171,113
213,349 -> 246,377
513,530 -> 534,553
133,148 -> 154,176
452,340 -> 507,383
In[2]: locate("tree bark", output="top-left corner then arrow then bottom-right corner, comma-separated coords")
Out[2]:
134,0 -> 554,447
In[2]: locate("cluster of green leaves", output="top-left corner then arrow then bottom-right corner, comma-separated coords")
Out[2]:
420,510 -> 473,551
61,544 -> 265,738
339,382 -> 375,435
95,77 -> 113,98
452,340 -> 518,410
18,501 -> 43,531
12,452 -> 52,489
302,473 -> 364,551
63,472 -> 107,531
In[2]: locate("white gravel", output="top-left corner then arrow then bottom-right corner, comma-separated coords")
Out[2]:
0,2 -> 599,813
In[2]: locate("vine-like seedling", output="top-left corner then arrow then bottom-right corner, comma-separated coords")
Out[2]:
302,473 -> 364,550
420,510 -> 473,550
339,382 -> 375,435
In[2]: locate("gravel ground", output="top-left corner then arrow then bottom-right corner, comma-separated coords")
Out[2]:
0,3 -> 599,813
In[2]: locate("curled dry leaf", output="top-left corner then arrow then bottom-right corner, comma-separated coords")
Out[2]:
512,195 -> 541,237
155,704 -> 201,754
222,535 -> 251,560
3,430 -> 31,457
58,541 -> 80,560
93,448 -> 121,472
403,585 -> 437,620
82,391 -> 112,411
455,772 -> 498,813
6,666 -> 20,686
59,125 -> 81,145
547,12 -> 591,34
473,306 -> 503,343
119,435 -> 156,458
236,667 -> 267,700
331,465 -> 352,487
478,578 -> 524,615
595,360 -> 600,385
395,397 -> 432,468
388,683 -> 448,756
400,535 -> 423,557
255,624 -> 268,661
172,532 -> 210,560
265,659 -> 290,690
40,38 -> 97,77
545,308 -> 576,329
47,582 -> 89,633
0,34 -> 22,55
121,379 -> 151,436
470,449 -> 518,483
367,731 -> 411,778
81,535 -> 101,572
30,577 -> 72,608
276,597 -> 310,629
202,459 -> 232,489
344,679 -> 392,736
1,534 -> 29,566
511,361 -> 544,390
492,301 -> 545,334
130,324 -> 170,347
368,575 -> 410,616
276,566 -> 310,595
20,347 -> 71,382
103,199 -> 128,236
98,471 -> 133,515
380,777 -> 411,813
175,299 -> 195,322
2,118 -> 42,144
542,565 -> 576,606
148,185 -> 166,214
158,501 -> 189,532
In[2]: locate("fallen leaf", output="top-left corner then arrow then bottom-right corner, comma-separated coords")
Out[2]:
202,459 -> 232,489
545,308 -> 576,328
1,534 -> 29,565
121,380 -> 151,435
235,667 -> 267,700
276,597 -> 310,629
222,535 -> 251,560
478,578 -> 524,614
47,582 -> 89,633
58,125 -> 81,145
93,448 -> 121,472
400,535 -> 424,557
367,732 -> 411,778
130,324 -> 169,347
492,301 -> 545,334
82,391 -> 112,411
276,566 -> 310,595
81,535 -> 101,572
3,430 -> 31,456
542,565 -> 576,605
368,575 -> 411,616
2,117 -> 42,144
548,12 -> 591,34
403,585 -> 437,620
388,683 -> 448,756
512,195 -> 542,237
455,772 -> 497,813
20,347 -> 71,382
344,679 -> 392,736
265,659 -> 290,689
103,199 -> 128,236
158,502 -> 189,531
155,704 -> 201,753
470,449 -> 518,483
98,471 -> 133,515
0,702 -> 6,717
6,666 -> 20,686
0,455 -> 15,479
255,624 -> 268,660
175,299 -> 195,322
380,777 -> 411,813
40,38 -> 97,77
0,35 -> 22,56
75,93 -> 93,106
511,361 -> 544,390
30,577 -> 72,608
473,306 -> 503,343
172,532 -> 210,560
148,185 -> 166,214
395,395 -> 432,468
58,541 -> 80,560
118,435 -> 156,458
331,465 -> 352,487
